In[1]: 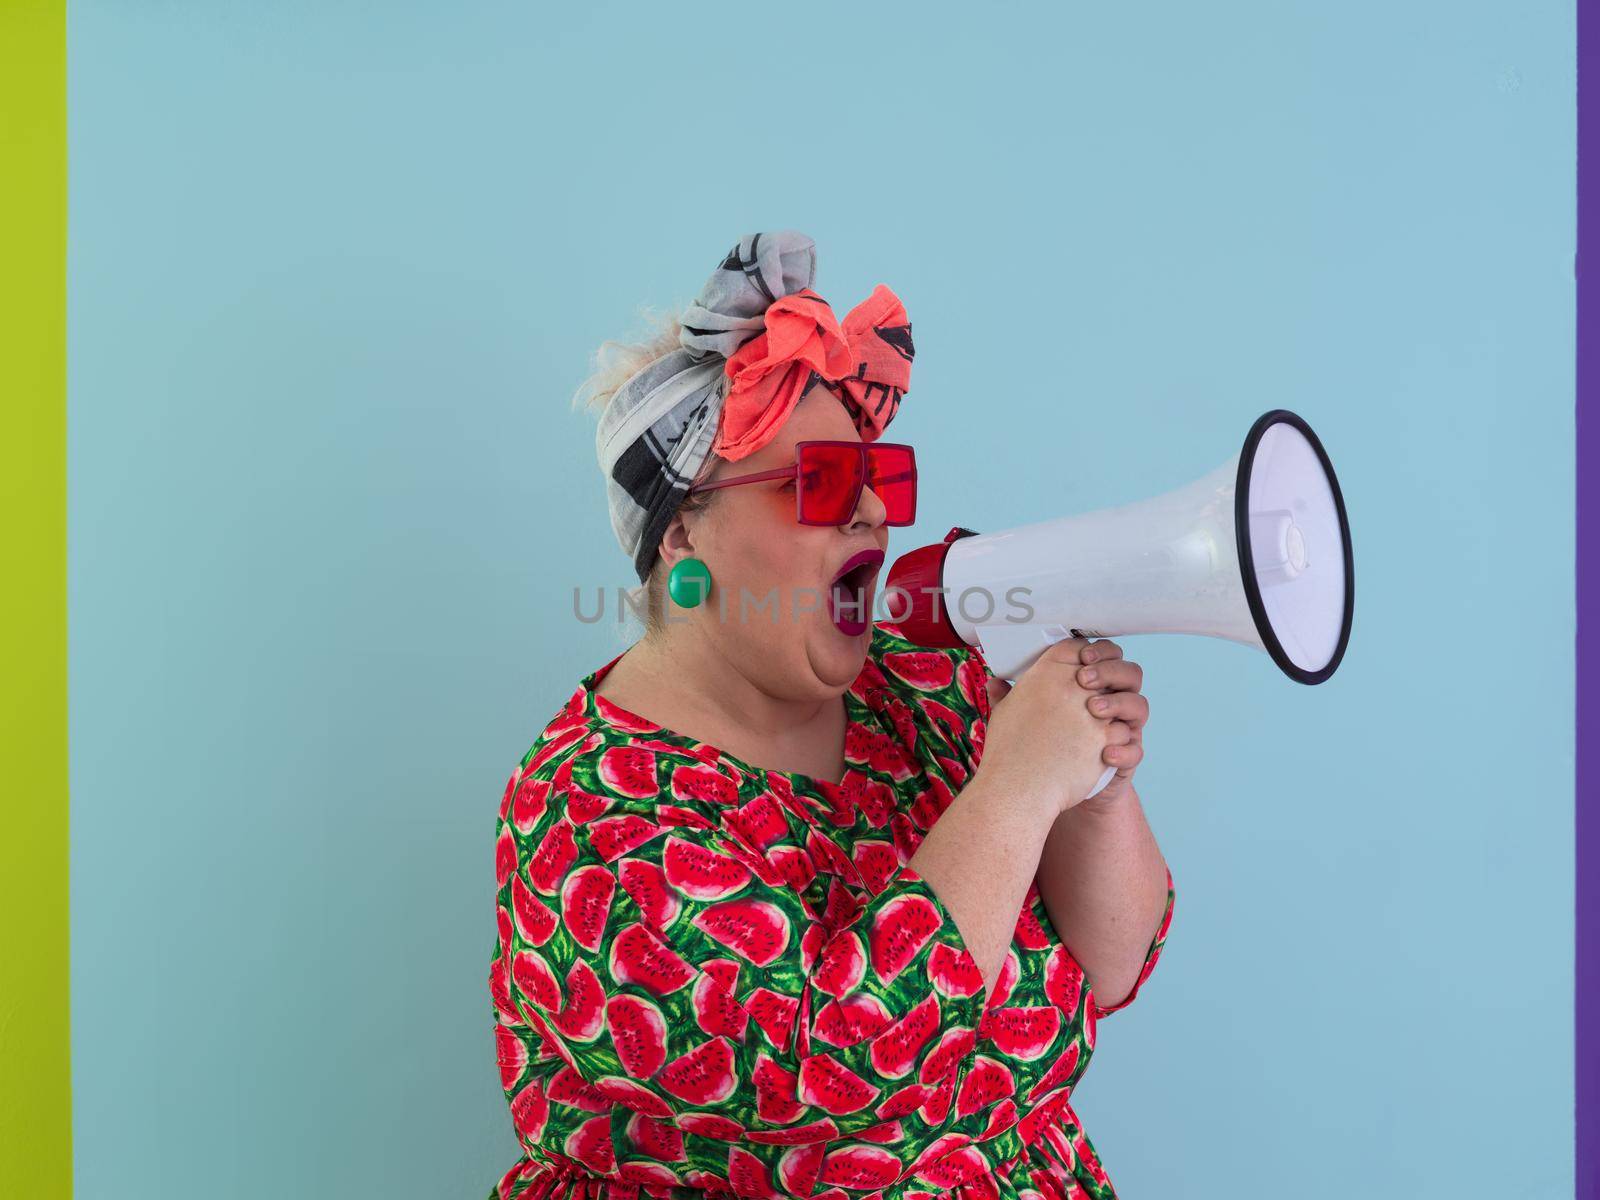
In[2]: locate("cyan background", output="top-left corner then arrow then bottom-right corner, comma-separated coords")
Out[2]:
66,2 -> 1574,1197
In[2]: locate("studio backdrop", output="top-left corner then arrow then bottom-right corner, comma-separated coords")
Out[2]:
9,1 -> 1577,1197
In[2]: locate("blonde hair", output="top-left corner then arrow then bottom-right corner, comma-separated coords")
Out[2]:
571,304 -> 721,640
569,303 -> 683,418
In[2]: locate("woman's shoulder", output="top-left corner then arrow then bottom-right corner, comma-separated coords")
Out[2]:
516,714 -> 730,792
497,678 -> 743,835
861,618 -> 997,777
866,617 -> 994,722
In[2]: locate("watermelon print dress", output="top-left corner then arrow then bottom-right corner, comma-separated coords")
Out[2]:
489,618 -> 1176,1200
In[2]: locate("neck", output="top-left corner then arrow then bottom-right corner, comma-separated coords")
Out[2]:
621,621 -> 847,773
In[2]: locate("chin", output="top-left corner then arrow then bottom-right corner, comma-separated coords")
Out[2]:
813,615 -> 870,674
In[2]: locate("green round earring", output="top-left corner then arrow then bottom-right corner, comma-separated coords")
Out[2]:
667,556 -> 712,608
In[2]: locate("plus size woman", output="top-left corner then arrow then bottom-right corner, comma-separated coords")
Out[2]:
489,231 -> 1175,1200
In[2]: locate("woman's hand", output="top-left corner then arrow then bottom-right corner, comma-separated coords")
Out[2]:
976,637 -> 1131,814
985,637 -> 1146,810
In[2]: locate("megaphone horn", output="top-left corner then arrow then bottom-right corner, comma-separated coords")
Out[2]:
885,409 -> 1355,687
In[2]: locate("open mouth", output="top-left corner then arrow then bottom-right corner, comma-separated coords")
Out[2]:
828,548 -> 885,638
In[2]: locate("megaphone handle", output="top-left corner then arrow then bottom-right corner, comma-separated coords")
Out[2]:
974,625 -> 1120,803
1084,764 -> 1119,802
975,622 -> 1077,684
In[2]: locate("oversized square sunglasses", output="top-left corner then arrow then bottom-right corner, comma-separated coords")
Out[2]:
685,440 -> 917,526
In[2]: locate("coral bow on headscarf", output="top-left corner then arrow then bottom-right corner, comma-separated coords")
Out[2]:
715,283 -> 915,462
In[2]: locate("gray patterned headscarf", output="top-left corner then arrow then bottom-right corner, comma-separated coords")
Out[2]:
594,231 -> 820,583
596,230 -> 919,585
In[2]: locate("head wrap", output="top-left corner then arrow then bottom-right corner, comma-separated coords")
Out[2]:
595,230 -> 915,583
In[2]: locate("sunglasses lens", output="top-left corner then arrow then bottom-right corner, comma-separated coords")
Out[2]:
797,444 -> 865,524
866,444 -> 917,525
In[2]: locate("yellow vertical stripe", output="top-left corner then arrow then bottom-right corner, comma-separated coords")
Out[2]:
0,1 -> 72,1197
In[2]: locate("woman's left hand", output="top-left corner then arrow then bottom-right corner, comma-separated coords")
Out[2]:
1072,638 -> 1146,806
985,637 -> 1147,809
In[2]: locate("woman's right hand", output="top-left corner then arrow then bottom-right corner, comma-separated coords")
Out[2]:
975,636 -> 1133,815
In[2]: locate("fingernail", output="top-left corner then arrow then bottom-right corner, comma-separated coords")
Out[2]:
1092,697 -> 1109,713
1081,668 -> 1098,684
1081,650 -> 1095,663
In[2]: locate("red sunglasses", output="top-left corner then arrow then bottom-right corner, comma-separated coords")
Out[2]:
686,440 -> 918,526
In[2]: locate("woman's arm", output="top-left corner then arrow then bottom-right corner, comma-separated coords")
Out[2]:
907,764 -> 1062,1001
1034,785 -> 1171,1013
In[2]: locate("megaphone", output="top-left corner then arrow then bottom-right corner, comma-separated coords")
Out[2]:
885,409 -> 1354,797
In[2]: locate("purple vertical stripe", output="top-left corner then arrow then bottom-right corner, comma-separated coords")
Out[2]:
1580,0 -> 1596,1193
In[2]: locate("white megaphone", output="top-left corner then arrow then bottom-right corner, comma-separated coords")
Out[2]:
885,409 -> 1354,800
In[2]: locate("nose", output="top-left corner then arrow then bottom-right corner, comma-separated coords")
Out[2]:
841,474 -> 889,532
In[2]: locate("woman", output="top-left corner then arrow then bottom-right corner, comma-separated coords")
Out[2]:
489,231 -> 1175,1200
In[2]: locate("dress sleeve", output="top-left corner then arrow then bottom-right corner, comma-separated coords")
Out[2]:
1086,861 -> 1175,1020
945,638 -> 1177,1022
496,735 -> 993,1193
